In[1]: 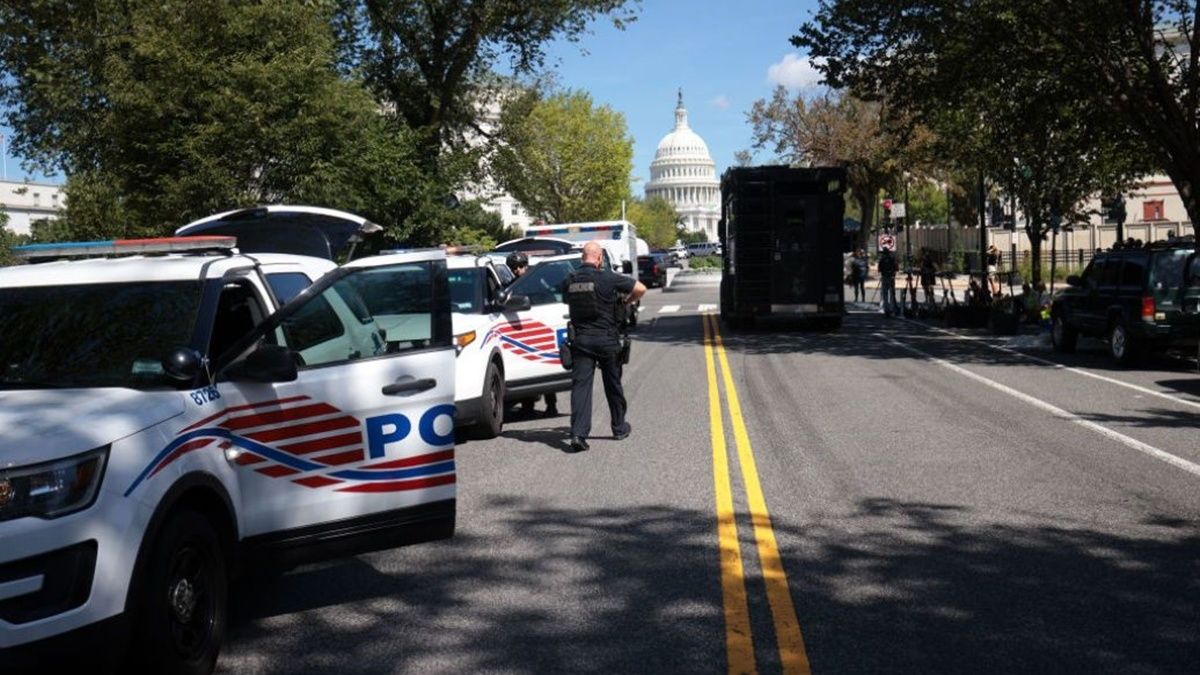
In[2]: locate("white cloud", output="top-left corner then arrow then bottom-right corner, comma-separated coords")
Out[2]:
710,94 -> 731,110
766,53 -> 823,90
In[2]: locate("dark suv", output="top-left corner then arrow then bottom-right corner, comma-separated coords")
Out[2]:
637,254 -> 668,288
1051,242 -> 1200,365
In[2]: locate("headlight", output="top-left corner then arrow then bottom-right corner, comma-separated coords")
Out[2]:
454,330 -> 477,356
0,446 -> 109,522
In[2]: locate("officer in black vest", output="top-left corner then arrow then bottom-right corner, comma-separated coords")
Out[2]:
561,242 -> 646,453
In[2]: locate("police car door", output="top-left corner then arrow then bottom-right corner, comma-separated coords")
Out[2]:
213,251 -> 456,543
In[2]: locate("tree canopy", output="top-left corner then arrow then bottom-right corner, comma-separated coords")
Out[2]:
493,90 -> 633,223
623,196 -> 680,249
794,0 -> 1192,251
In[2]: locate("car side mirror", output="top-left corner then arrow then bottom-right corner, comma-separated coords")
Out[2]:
1066,275 -> 1082,287
162,347 -> 203,382
621,260 -> 633,274
500,293 -> 532,312
225,344 -> 298,383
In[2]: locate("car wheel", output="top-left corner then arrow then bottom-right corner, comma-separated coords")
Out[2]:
1051,314 -> 1077,353
133,510 -> 227,675
473,361 -> 505,439
1108,320 -> 1140,366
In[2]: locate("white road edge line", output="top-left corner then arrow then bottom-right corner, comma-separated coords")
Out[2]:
878,334 -> 1200,479
898,316 -> 1200,412
698,303 -> 717,312
659,305 -> 681,314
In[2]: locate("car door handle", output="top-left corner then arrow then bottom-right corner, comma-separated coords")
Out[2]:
382,377 -> 437,396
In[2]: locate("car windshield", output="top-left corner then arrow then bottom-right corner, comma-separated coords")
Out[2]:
0,281 -> 203,390
507,259 -> 581,305
448,267 -> 485,313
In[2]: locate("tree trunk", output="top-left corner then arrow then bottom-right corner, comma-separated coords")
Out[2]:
856,195 -> 875,251
1026,222 -> 1043,285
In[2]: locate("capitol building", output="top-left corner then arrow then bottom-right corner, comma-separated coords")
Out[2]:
644,91 -> 721,242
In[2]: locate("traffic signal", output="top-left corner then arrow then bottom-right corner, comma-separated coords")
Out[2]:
1102,195 -> 1127,224
988,200 -> 1006,228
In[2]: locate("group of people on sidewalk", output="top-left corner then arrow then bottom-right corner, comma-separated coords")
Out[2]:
846,246 -> 1052,321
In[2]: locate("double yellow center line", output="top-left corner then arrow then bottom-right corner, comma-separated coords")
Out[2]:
703,313 -> 811,675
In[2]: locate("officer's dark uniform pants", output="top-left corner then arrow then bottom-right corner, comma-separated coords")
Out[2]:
570,336 -> 627,439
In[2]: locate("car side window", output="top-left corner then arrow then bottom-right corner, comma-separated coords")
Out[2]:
1120,255 -> 1147,292
209,282 -> 268,362
1099,254 -> 1123,286
337,261 -> 452,352
266,272 -> 314,304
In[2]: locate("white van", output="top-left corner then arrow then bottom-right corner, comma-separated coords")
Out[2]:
686,241 -> 720,257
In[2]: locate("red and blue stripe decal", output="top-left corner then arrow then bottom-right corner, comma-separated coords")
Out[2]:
481,319 -> 562,365
124,396 -> 454,496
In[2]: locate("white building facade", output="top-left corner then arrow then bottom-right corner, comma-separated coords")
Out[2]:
0,179 -> 65,236
644,91 -> 721,242
454,90 -> 535,233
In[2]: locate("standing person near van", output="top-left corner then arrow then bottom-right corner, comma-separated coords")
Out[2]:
878,248 -> 899,317
561,242 -> 646,453
849,249 -> 868,302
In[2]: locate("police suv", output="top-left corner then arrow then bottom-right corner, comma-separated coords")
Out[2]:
445,254 -> 571,437
0,235 -> 458,672
173,206 -> 576,439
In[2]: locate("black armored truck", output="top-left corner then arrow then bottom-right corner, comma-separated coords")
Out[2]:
718,165 -> 849,329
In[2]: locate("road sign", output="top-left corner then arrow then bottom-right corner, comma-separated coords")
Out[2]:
891,202 -> 906,219
878,233 -> 896,251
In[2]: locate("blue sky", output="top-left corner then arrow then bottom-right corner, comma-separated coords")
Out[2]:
1,0 -> 822,187
543,0 -> 821,190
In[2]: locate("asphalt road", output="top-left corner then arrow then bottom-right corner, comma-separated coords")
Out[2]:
217,281 -> 1200,675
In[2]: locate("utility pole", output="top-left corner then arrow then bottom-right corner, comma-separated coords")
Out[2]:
904,176 -> 912,267
978,172 -> 989,301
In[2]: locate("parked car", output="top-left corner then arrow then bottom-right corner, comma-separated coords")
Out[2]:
686,241 -> 719,258
1050,240 -> 1200,365
637,254 -> 668,288
444,254 -> 570,438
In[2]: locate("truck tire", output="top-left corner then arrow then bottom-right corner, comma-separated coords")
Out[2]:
1108,320 -> 1141,366
1051,314 -> 1077,353
132,510 -> 227,675
472,361 -> 505,439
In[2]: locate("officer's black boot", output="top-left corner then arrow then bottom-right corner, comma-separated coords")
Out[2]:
568,436 -> 590,453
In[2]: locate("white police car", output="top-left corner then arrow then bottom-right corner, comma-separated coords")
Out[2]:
445,254 -> 572,437
0,236 -> 457,673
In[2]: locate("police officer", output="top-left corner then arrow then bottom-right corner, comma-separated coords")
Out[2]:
561,242 -> 646,452
506,251 -> 529,278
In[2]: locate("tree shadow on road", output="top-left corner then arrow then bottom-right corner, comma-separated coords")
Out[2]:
218,497 -> 1200,674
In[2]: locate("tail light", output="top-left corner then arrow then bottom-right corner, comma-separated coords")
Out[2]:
653,264 -> 660,275
1141,296 -> 1155,322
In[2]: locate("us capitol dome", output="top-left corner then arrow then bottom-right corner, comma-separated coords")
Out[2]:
644,89 -> 721,242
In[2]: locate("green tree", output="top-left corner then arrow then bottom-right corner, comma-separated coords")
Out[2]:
0,1 -> 435,242
795,0 -> 1148,281
0,212 -> 22,266
442,200 -> 519,249
493,90 -> 633,222
338,0 -> 638,175
623,196 -> 680,249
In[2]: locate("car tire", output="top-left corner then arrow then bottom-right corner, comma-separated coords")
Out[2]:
132,510 -> 227,675
1051,314 -> 1077,353
1108,320 -> 1141,366
472,361 -> 505,439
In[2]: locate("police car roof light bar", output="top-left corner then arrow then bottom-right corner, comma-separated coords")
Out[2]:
13,236 -> 239,260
